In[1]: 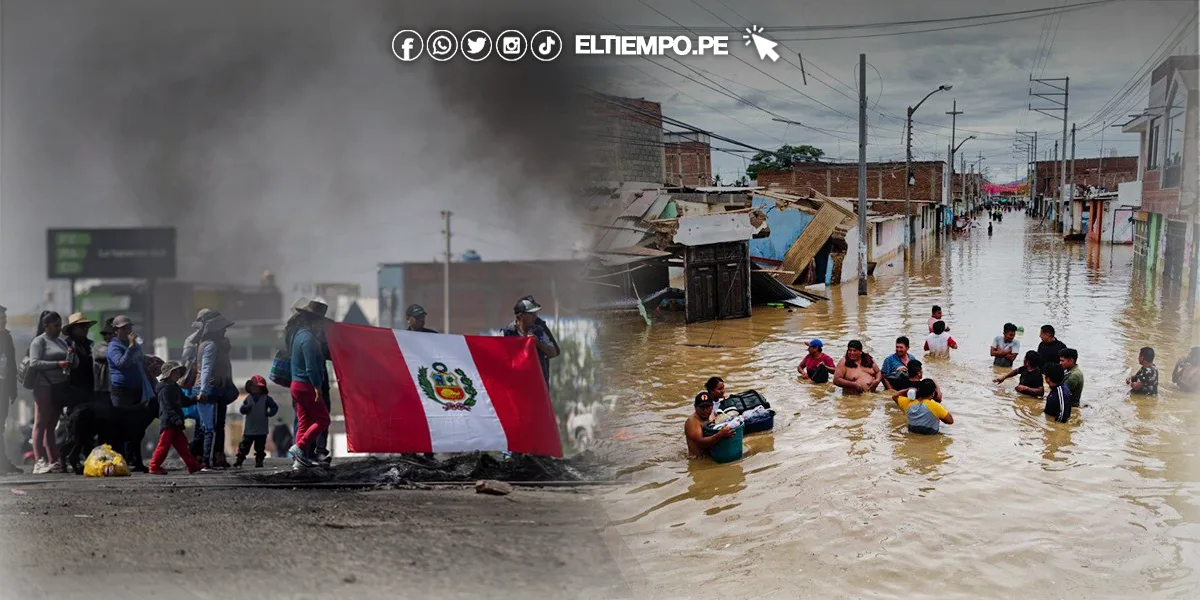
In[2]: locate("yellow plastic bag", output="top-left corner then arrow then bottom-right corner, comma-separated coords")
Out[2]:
83,444 -> 131,478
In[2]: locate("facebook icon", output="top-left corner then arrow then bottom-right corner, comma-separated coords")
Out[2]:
392,30 -> 424,62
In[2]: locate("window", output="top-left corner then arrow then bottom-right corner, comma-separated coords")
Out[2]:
1163,81 -> 1185,189
1148,119 -> 1160,170
875,223 -> 882,246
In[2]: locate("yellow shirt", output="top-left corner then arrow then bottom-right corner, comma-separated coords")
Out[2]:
895,395 -> 949,420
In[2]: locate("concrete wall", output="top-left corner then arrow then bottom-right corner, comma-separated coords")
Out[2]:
869,218 -> 907,264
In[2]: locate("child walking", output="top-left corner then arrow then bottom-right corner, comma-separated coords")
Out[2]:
235,375 -> 279,468
892,379 -> 953,435
148,361 -> 204,475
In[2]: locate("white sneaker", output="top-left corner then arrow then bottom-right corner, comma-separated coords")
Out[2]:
31,459 -> 50,474
50,460 -> 64,473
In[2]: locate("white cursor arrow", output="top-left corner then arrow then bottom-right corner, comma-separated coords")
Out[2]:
743,25 -> 780,62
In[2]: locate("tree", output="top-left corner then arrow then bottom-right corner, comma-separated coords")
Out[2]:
745,144 -> 825,180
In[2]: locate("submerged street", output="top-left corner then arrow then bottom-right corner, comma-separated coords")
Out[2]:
599,213 -> 1200,599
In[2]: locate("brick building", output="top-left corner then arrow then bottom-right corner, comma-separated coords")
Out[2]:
1032,156 -> 1139,198
586,94 -> 665,184
1121,54 -> 1199,297
376,260 -> 589,336
756,160 -> 946,201
663,131 -> 712,186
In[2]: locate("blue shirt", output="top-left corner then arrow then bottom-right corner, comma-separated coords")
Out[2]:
107,338 -> 144,391
290,328 -> 326,389
881,353 -> 914,378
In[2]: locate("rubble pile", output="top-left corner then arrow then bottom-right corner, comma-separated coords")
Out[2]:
250,452 -> 614,485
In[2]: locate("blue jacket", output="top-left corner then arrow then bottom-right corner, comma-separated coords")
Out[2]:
290,328 -> 325,389
108,338 -> 151,397
193,339 -> 233,399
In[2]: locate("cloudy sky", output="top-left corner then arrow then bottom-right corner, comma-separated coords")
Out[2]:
590,0 -> 1199,184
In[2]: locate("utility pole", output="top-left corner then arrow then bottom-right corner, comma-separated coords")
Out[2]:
904,84 -> 951,247
1030,75 -> 1069,233
946,100 -> 963,231
961,154 -> 967,215
441,210 -> 452,332
1052,141 -> 1058,221
857,54 -> 868,297
1069,122 -> 1077,209
1098,121 -> 1105,188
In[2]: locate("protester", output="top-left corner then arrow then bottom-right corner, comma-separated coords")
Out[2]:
797,339 -> 836,384
880,337 -> 915,390
833,340 -> 881,394
990,323 -> 1020,368
1126,347 -> 1158,396
0,306 -> 22,474
685,391 -> 734,458
147,361 -> 203,475
994,351 -> 1045,397
892,379 -> 953,435
235,375 -> 279,468
108,315 -> 152,408
924,321 -> 958,358
61,313 -> 98,410
501,297 -> 560,389
93,318 -> 115,400
181,310 -> 219,459
1058,348 -> 1084,407
1036,325 -> 1067,367
193,313 -> 237,469
1171,347 -> 1200,392
288,300 -> 331,470
405,304 -> 438,333
928,306 -> 950,333
28,311 -> 76,474
1042,363 -> 1072,423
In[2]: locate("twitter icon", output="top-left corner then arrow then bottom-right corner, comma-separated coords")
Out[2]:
461,30 -> 492,62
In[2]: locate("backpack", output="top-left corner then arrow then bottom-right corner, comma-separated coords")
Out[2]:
269,348 -> 292,387
16,348 -> 41,391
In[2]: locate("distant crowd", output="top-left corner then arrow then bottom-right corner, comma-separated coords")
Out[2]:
685,303 -> 1197,457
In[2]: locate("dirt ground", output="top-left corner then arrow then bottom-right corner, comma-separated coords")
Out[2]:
0,459 -> 636,600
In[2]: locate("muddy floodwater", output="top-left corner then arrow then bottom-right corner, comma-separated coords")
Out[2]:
599,214 -> 1200,599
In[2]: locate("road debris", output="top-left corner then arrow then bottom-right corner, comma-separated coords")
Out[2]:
475,480 -> 514,496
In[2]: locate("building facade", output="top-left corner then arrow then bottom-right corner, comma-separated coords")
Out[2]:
1121,55 -> 1199,296
586,95 -> 665,184
664,131 -> 712,186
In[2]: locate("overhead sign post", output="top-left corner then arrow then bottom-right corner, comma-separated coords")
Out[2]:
46,227 -> 176,325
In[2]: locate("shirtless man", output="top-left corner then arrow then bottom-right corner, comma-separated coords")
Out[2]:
685,391 -> 733,458
833,340 -> 882,394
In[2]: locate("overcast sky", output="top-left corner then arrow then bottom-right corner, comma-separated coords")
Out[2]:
591,0 -> 1198,183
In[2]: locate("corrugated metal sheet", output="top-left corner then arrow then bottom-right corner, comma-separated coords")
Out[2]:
776,202 -> 846,286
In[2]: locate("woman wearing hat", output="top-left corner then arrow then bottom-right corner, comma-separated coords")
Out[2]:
287,300 -> 331,469
192,312 -> 237,469
62,313 -> 98,410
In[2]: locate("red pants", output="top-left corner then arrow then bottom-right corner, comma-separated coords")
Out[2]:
291,381 -> 330,452
149,429 -> 203,472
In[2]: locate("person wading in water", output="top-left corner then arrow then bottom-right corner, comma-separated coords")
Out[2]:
685,391 -> 733,459
833,340 -> 882,395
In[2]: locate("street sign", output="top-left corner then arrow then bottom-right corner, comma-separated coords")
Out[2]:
47,227 -> 176,279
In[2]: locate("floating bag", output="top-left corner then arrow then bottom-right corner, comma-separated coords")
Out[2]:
742,408 -> 776,434
702,422 -> 744,464
719,389 -> 770,414
269,349 -> 292,387
83,444 -> 131,478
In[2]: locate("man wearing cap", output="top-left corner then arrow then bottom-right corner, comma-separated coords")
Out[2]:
501,297 -> 560,389
0,305 -> 21,474
107,315 -> 155,470
797,339 -> 835,384
93,318 -> 116,399
405,304 -> 438,333
684,391 -> 735,459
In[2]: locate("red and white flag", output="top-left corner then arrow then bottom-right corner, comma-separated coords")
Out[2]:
324,323 -> 563,457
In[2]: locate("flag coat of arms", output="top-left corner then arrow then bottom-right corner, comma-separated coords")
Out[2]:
324,323 -> 563,457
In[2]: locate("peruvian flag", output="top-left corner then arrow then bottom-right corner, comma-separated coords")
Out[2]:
324,323 -> 563,457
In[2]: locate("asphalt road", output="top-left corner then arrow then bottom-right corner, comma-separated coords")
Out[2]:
0,460 -> 636,600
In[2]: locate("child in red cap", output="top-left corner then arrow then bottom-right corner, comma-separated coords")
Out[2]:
235,375 -> 279,468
